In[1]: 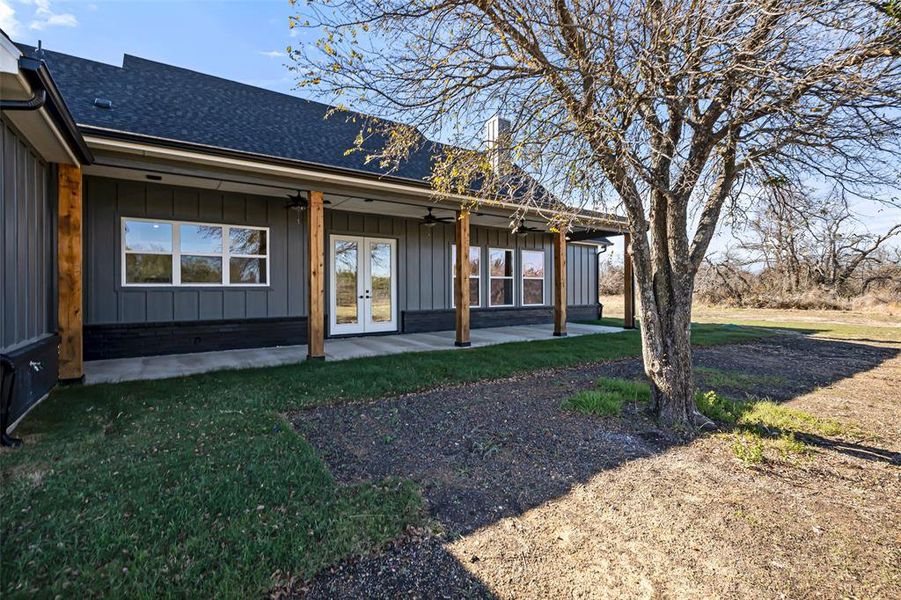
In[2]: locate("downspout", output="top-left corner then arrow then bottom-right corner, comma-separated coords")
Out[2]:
596,244 -> 609,319
0,88 -> 47,111
2,40 -> 48,112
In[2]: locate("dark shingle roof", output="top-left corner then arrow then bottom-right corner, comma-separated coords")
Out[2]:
14,44 -> 626,230
16,45 -> 438,182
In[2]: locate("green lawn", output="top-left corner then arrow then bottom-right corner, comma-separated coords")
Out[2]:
1,323 -> 773,598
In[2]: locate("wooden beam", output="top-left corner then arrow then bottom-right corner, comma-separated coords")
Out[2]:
623,233 -> 636,329
454,210 -> 471,347
553,229 -> 567,336
57,164 -> 83,381
307,190 -> 325,359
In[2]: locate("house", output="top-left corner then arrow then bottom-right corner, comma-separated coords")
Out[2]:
1,34 -> 635,439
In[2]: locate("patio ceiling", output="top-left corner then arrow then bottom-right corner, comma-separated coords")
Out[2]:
84,157 -> 623,234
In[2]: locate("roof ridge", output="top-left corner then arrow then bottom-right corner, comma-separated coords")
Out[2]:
15,43 -> 122,71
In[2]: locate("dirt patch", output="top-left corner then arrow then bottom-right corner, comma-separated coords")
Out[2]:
292,335 -> 900,598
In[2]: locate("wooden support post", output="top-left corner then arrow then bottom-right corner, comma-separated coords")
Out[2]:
306,190 -> 325,359
57,164 -> 83,381
454,210 -> 471,347
623,232 -> 636,329
553,229 -> 567,336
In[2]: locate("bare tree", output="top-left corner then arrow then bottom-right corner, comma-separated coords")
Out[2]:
289,0 -> 900,430
598,260 -> 625,295
805,194 -> 901,293
732,183 -> 901,297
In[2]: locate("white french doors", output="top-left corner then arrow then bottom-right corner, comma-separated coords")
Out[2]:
329,235 -> 398,335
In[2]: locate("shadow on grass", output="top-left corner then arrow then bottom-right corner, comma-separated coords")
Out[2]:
2,325 -> 897,597
295,334 -> 898,596
793,432 -> 900,464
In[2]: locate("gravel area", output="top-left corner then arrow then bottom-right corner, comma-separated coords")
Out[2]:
291,334 -> 900,599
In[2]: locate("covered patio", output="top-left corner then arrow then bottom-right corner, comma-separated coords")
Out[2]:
83,321 -> 622,385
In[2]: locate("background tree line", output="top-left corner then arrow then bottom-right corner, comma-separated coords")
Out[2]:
600,183 -> 900,309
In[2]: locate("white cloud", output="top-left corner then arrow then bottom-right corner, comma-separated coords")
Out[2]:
30,12 -> 76,29
0,0 -> 23,36
21,0 -> 78,31
258,50 -> 284,58
289,28 -> 299,38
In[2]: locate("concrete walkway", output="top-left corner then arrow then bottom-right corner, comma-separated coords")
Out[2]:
83,322 -> 622,385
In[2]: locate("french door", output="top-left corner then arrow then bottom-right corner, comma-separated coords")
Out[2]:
329,235 -> 398,335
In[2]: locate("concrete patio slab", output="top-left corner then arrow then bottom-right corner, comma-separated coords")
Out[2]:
83,322 -> 623,385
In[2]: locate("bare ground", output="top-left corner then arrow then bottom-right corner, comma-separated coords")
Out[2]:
291,334 -> 900,599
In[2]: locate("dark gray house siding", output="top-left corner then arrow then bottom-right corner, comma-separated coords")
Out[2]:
324,208 -> 559,313
82,176 -> 308,358
567,243 -> 599,307
84,176 -> 308,325
1,118 -> 56,353
1,117 -> 59,433
82,177 -> 600,358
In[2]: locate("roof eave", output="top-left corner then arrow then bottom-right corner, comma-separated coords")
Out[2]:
18,55 -> 93,164
81,125 -> 627,232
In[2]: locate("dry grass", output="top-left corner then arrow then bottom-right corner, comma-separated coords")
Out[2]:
601,294 -> 901,342
445,347 -> 901,599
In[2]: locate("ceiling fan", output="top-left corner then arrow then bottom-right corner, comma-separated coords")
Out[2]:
512,220 -> 542,236
286,190 -> 331,223
420,206 -> 455,228
285,190 -> 332,210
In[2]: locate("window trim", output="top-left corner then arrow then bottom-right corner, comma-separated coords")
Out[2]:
450,245 -> 482,308
520,249 -> 546,306
487,247 -> 515,308
120,217 -> 270,288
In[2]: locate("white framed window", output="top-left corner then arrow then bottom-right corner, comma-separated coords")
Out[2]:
121,217 -> 269,287
521,249 -> 546,305
488,248 -> 514,307
451,245 -> 481,308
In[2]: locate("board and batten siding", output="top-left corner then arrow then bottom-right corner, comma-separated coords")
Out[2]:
84,177 -> 598,328
83,176 -> 308,325
1,118 -> 55,352
326,209 -> 560,312
566,243 -> 599,307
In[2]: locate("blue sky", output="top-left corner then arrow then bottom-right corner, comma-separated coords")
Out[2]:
2,0 -> 897,259
1,0 -> 306,94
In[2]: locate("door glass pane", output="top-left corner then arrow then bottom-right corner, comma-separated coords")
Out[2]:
229,227 -> 267,255
370,242 -> 392,323
124,221 -> 171,252
181,255 -> 222,283
335,240 -> 358,324
180,224 -> 222,253
126,253 -> 172,284
229,257 -> 267,284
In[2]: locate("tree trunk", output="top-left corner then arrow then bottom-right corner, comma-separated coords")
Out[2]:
638,301 -> 708,432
